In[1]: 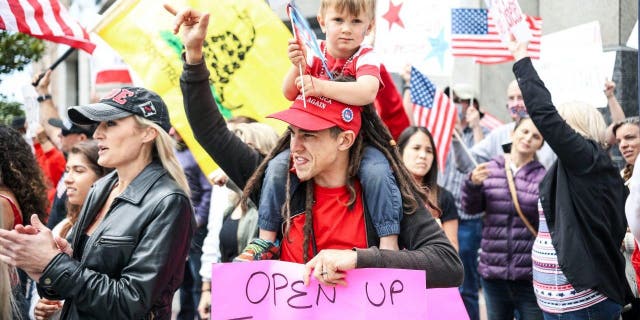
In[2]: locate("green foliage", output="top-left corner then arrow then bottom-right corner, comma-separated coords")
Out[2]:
0,31 -> 45,76
0,94 -> 24,125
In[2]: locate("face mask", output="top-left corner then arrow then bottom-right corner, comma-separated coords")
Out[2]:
508,101 -> 528,119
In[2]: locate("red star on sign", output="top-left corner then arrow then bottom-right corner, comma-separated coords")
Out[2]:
382,0 -> 404,30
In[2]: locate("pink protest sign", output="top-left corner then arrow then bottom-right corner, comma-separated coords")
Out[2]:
211,260 -> 468,320
489,0 -> 532,43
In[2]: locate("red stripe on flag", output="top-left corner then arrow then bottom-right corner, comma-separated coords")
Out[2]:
451,11 -> 543,65
0,0 -> 95,53
413,91 -> 458,172
8,0 -> 29,33
26,0 -> 54,38
49,0 -> 74,37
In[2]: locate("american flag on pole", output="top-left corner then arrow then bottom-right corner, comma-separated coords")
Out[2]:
451,8 -> 541,64
410,66 -> 457,171
479,111 -> 504,131
0,0 -> 96,53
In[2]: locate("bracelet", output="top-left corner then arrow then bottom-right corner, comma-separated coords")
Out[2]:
201,288 -> 211,292
402,85 -> 411,92
37,94 -> 52,103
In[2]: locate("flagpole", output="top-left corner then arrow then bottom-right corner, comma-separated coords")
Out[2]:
449,76 -> 478,168
32,47 -> 76,87
287,5 -> 307,108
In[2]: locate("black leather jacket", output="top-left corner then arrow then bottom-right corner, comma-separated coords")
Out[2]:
38,162 -> 194,319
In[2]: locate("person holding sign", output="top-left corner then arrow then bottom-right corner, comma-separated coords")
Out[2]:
168,4 -> 462,290
509,39 -> 632,319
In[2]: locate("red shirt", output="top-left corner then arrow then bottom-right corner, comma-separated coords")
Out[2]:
280,181 -> 367,263
34,142 -> 65,205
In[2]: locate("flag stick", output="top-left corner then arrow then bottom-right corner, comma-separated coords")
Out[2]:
453,129 -> 479,167
32,47 -> 76,87
287,6 -> 307,108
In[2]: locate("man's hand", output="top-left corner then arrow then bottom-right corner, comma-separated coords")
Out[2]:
466,106 -> 481,129
33,70 -> 52,95
604,79 -> 616,98
303,249 -> 356,287
164,4 -> 210,64
198,290 -> 211,319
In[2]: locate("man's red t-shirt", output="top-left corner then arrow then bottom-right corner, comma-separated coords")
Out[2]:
280,181 -> 368,263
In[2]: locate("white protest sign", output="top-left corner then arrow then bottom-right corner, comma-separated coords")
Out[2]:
374,0 -> 458,76
627,21 -> 638,49
533,21 -> 607,108
488,0 -> 532,43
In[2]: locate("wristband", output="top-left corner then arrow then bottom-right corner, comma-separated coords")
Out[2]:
402,85 -> 411,92
37,94 -> 52,103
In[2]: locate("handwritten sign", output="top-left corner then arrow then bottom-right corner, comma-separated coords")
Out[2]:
534,21 -> 607,108
211,260 -> 468,320
489,0 -> 531,43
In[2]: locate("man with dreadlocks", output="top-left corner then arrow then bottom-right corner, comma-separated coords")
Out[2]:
169,4 -> 462,288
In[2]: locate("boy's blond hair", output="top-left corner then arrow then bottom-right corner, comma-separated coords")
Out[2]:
319,0 -> 376,21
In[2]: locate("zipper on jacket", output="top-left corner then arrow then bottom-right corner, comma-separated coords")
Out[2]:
507,210 -> 513,280
94,236 -> 135,246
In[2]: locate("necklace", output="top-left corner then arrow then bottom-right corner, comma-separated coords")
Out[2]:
323,45 -> 356,78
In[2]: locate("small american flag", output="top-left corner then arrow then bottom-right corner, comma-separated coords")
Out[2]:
0,0 -> 95,53
479,111 -> 504,131
451,8 -> 542,64
410,67 -> 457,171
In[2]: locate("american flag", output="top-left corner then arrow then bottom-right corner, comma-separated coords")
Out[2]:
451,8 -> 542,64
0,0 -> 95,53
410,67 -> 457,171
479,111 -> 504,131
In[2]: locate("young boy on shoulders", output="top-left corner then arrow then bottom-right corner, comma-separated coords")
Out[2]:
238,0 -> 408,261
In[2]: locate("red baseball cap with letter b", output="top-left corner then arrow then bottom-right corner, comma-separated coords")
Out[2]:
268,95 -> 362,135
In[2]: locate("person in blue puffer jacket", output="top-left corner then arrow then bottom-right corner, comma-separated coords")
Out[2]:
461,117 -> 546,320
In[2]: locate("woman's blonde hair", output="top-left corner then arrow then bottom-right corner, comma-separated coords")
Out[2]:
232,123 -> 279,156
134,116 -> 190,195
557,101 -> 608,147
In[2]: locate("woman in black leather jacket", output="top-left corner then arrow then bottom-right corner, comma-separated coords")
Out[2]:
0,87 -> 194,319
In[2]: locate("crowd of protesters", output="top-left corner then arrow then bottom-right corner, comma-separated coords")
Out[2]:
1,1 -> 640,320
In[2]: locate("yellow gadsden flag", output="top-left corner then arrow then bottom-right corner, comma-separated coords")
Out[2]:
95,0 -> 291,176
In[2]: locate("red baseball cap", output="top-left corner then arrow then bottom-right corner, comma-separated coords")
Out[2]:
268,94 -> 362,135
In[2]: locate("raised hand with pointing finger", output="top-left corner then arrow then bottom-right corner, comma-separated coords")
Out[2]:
163,3 -> 210,64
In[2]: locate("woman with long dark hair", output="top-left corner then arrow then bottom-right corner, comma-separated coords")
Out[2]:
397,126 -> 459,250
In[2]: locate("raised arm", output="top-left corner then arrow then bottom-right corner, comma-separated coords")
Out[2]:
511,42 -> 599,172
604,80 -> 626,146
33,70 -> 62,148
167,4 -> 264,190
